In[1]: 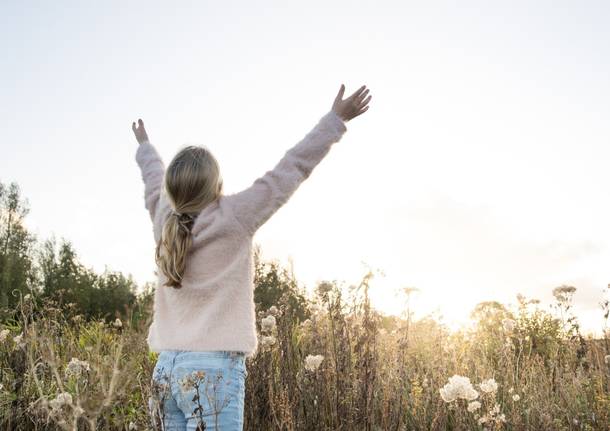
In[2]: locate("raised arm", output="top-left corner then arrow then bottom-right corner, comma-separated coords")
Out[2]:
226,84 -> 372,235
133,119 -> 165,222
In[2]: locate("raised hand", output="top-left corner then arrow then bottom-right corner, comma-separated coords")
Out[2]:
132,118 -> 149,145
331,84 -> 372,122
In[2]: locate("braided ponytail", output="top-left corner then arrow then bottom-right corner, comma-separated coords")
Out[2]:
155,145 -> 222,288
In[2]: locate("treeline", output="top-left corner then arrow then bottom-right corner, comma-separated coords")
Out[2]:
0,181 -> 149,325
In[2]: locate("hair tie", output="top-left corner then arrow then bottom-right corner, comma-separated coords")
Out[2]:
172,210 -> 194,222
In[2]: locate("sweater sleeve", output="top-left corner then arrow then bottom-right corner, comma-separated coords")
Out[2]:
135,140 -> 166,223
226,109 -> 347,235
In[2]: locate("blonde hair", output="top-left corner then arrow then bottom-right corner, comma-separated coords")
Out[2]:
155,145 -> 223,289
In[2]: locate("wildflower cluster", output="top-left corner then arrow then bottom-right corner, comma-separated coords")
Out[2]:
258,305 -> 279,349
440,375 -> 510,427
439,375 -> 479,402
65,357 -> 91,378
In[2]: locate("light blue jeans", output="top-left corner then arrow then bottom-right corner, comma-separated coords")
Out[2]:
149,350 -> 247,430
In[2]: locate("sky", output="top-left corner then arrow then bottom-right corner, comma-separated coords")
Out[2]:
1,1 -> 609,335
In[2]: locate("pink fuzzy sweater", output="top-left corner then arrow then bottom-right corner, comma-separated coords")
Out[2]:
136,109 -> 347,357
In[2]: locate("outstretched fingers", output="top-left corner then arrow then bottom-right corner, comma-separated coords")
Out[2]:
347,85 -> 366,101
354,95 -> 372,117
334,84 -> 346,105
358,94 -> 372,109
355,88 -> 370,105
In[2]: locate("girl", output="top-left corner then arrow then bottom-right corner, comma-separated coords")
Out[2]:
133,84 -> 372,430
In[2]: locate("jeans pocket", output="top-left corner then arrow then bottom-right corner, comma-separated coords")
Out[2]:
174,364 -> 237,421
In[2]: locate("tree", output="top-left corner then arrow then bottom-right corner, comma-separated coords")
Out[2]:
0,182 -> 38,313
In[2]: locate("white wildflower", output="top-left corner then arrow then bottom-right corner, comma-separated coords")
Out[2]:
268,305 -> 279,316
113,318 -> 122,328
502,318 -> 516,332
13,333 -> 26,349
304,354 -> 324,372
49,392 -> 73,410
508,387 -> 514,394
260,335 -> 276,348
0,329 -> 10,342
439,375 -> 479,403
65,358 -> 91,377
261,315 -> 276,332
479,378 -> 498,394
178,377 -> 190,392
24,294 -> 31,301
512,394 -> 520,401
467,401 -> 481,412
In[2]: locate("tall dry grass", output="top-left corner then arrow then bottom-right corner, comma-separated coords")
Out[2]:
0,275 -> 608,430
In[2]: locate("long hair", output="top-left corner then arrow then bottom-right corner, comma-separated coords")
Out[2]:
155,145 -> 223,288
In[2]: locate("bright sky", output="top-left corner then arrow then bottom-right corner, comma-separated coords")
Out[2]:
2,1 -> 609,335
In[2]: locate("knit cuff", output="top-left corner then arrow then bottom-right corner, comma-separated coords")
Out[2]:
325,109 -> 348,136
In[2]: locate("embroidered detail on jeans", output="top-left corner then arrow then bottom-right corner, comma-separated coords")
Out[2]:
177,368 -> 235,427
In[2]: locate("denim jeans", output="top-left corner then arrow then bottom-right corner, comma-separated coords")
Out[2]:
149,350 -> 247,430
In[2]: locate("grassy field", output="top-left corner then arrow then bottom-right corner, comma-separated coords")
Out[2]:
0,272 -> 609,430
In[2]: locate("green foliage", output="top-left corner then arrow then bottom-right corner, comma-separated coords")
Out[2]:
0,182 -> 37,315
0,180 -> 138,324
253,244 -> 309,322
